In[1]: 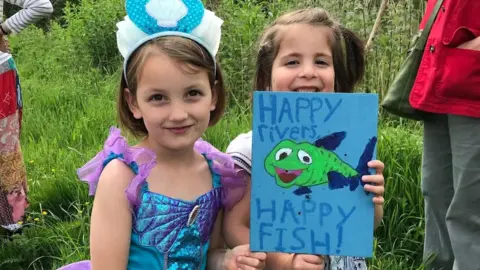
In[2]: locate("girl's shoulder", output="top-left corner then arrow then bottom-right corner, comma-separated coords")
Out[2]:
226,130 -> 252,174
193,138 -> 248,210
77,126 -> 157,206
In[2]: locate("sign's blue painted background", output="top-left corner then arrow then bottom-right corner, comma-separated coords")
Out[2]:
250,91 -> 378,257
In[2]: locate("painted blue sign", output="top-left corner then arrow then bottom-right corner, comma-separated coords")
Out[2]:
250,91 -> 378,258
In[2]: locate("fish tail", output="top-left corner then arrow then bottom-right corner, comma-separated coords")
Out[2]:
352,136 -> 377,193
356,136 -> 377,176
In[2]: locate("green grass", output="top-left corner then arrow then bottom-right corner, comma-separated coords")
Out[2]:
0,0 -> 430,269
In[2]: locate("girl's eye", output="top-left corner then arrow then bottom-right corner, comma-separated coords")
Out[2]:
187,89 -> 202,97
286,60 -> 298,66
150,94 -> 165,101
316,60 -> 328,66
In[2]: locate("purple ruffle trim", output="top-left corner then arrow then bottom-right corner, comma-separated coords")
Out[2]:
77,127 -> 156,205
194,138 -> 247,209
57,260 -> 91,270
77,127 -> 246,208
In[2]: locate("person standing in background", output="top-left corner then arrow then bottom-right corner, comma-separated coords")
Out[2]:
409,1 -> 480,269
0,0 -> 53,235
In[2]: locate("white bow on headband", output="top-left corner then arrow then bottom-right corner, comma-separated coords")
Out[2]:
116,0 -> 223,73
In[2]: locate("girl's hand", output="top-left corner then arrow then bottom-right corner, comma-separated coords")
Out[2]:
0,35 -> 9,53
224,244 -> 266,270
363,160 -> 385,205
291,254 -> 325,270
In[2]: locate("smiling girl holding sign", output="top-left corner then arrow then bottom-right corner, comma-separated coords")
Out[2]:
225,8 -> 386,270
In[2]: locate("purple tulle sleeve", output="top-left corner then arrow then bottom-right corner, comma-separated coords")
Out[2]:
76,127 -> 157,205
194,138 -> 247,210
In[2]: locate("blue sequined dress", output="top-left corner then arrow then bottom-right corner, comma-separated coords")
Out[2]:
58,127 -> 246,270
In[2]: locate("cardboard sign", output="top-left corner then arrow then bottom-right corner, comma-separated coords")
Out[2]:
250,91 -> 378,258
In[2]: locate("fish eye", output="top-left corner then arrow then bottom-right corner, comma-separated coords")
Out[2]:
275,148 -> 292,161
298,150 -> 312,165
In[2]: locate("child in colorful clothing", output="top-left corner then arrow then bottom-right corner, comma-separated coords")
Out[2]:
223,8 -> 386,270
58,0 -> 266,269
0,0 -> 53,235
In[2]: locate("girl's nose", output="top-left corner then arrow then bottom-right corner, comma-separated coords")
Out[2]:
299,63 -> 317,79
168,104 -> 188,122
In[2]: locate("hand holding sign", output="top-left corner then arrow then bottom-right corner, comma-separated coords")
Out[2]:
223,244 -> 267,270
362,160 -> 385,205
0,36 -> 10,53
291,254 -> 325,270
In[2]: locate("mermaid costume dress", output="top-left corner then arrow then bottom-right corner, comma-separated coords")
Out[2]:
58,127 -> 246,270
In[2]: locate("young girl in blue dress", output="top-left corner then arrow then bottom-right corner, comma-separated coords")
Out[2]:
58,0 -> 266,269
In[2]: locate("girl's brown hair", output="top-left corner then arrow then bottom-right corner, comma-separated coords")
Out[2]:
254,8 -> 365,93
117,36 -> 226,138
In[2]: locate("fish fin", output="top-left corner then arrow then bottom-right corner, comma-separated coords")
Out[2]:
349,175 -> 361,191
294,186 -> 312,196
328,171 -> 362,191
328,171 -> 349,190
314,131 -> 347,151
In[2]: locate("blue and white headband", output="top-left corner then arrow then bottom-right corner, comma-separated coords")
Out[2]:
116,0 -> 223,82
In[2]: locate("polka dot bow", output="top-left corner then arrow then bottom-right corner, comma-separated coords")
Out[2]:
116,0 -> 223,72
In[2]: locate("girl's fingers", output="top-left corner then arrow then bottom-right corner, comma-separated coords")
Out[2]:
362,175 -> 384,185
372,196 -> 385,205
301,254 -> 324,265
237,256 -> 266,270
368,160 -> 384,174
364,184 -> 384,196
245,251 -> 267,261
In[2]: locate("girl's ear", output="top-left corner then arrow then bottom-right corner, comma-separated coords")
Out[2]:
125,88 -> 142,119
210,81 -> 218,111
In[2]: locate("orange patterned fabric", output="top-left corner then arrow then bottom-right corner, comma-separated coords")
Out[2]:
0,64 -> 28,228
0,113 -> 27,191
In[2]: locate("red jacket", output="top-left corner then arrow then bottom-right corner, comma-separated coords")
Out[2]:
409,0 -> 480,118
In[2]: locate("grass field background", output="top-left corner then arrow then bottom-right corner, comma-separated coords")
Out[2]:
0,0 -> 429,269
